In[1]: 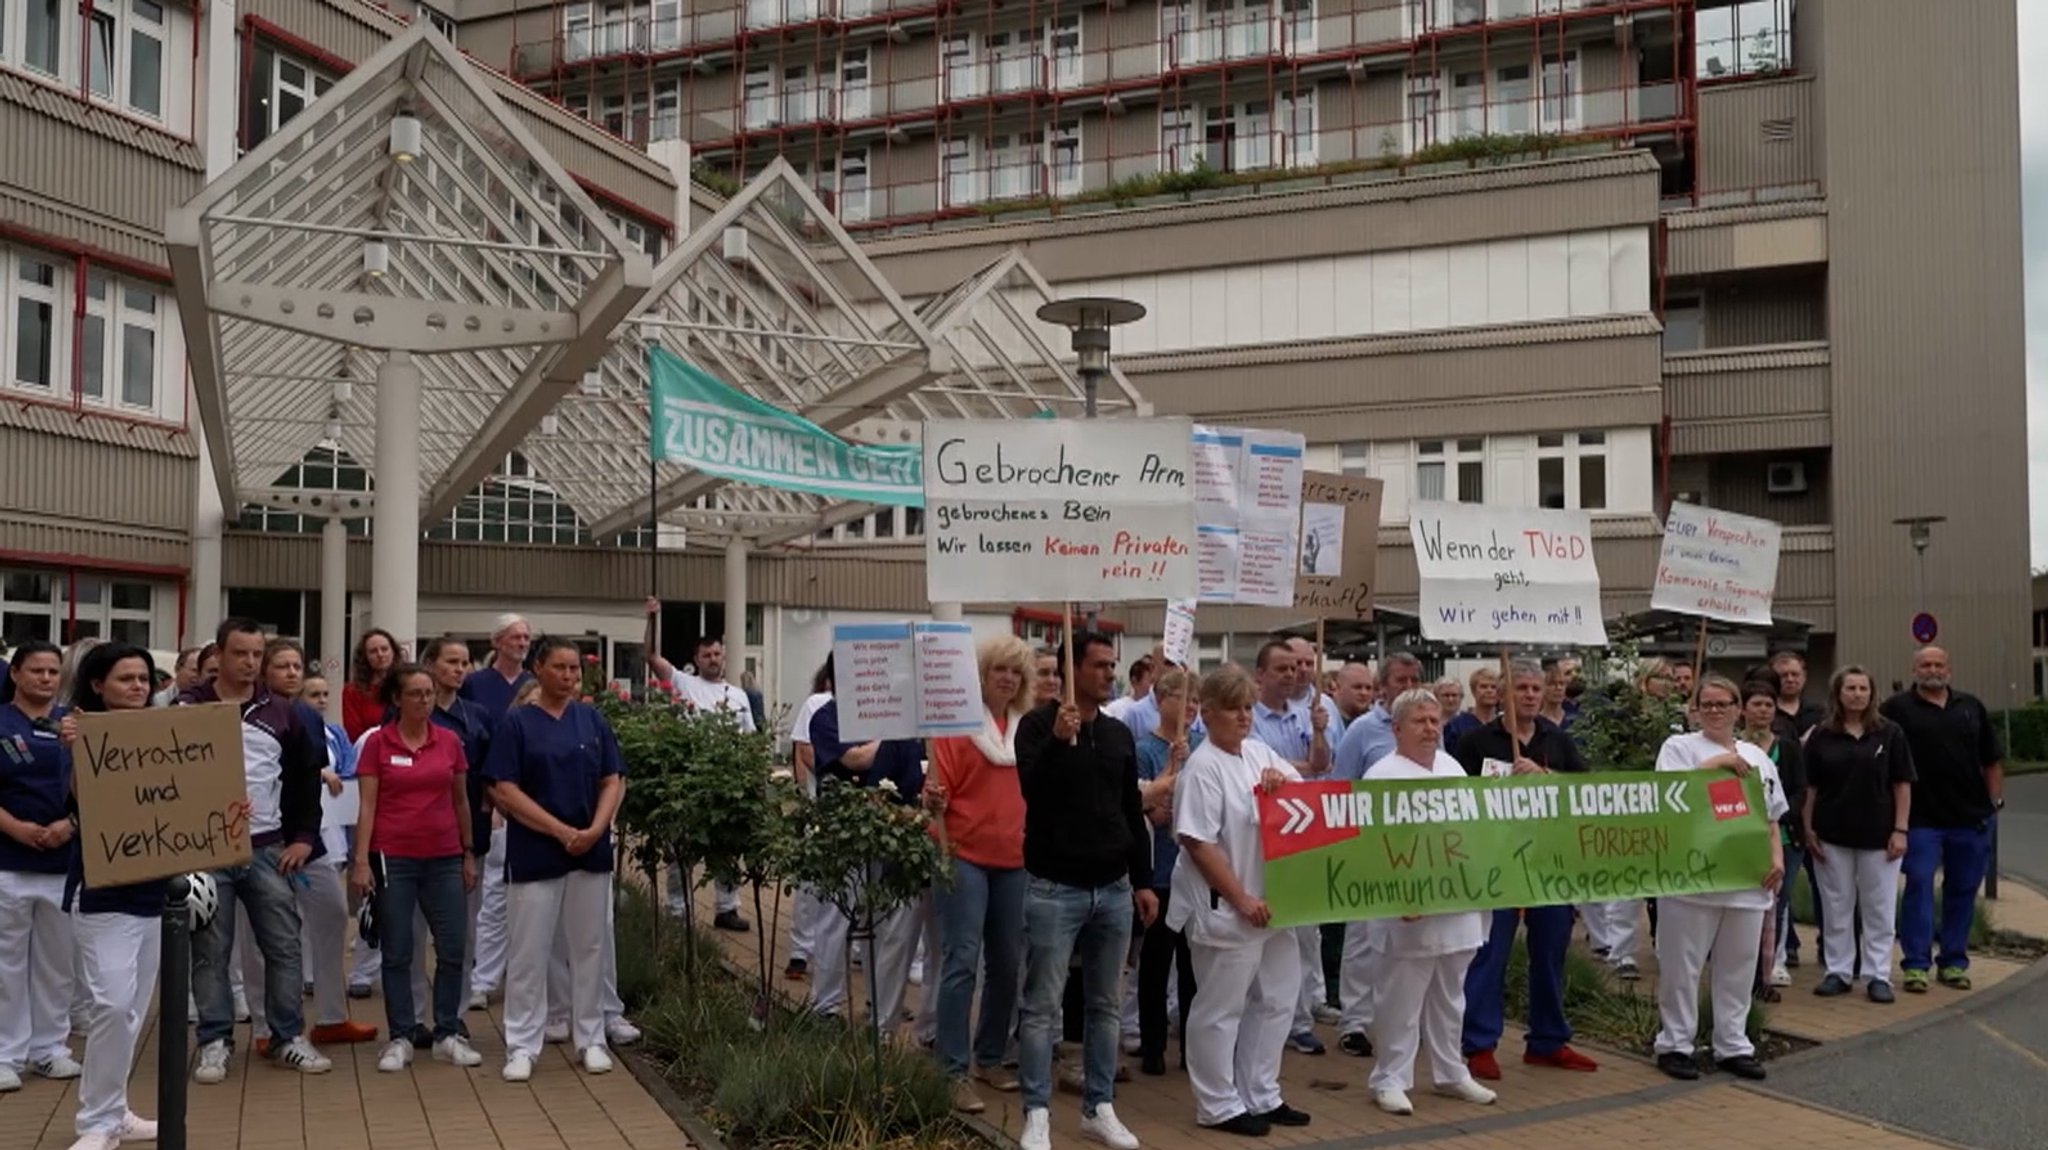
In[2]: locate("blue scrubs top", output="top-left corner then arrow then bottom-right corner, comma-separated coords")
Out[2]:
431,697 -> 493,858
460,667 -> 534,727
808,700 -> 923,802
0,702 -> 73,875
482,702 -> 624,883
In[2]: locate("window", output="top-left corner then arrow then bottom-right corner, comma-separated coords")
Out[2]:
1338,442 -> 1371,476
239,447 -> 373,535
562,2 -> 592,61
649,0 -> 680,49
22,0 -> 61,76
1450,71 -> 1485,138
422,4 -> 457,42
1048,13 -> 1080,88
1541,52 -> 1580,130
742,64 -> 773,129
838,150 -> 869,222
986,131 -> 1039,200
1536,432 -> 1607,510
1405,75 -> 1439,153
1161,105 -> 1199,172
1662,295 -> 1703,352
1205,100 -> 1272,172
1279,90 -> 1315,168
432,452 -> 590,545
0,567 -> 158,647
651,84 -> 679,140
1495,63 -> 1533,134
12,256 -> 57,390
247,44 -> 336,147
942,135 -> 974,206
1416,438 -> 1484,503
839,48 -> 870,119
1049,120 -> 1081,196
942,34 -> 977,99
85,0 -> 164,118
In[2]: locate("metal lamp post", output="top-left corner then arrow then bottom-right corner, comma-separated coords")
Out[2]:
1893,514 -> 1946,616
1036,296 -> 1145,633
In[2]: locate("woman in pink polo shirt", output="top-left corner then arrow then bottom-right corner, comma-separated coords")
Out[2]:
349,665 -> 481,1074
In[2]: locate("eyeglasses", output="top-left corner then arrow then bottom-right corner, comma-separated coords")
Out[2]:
1695,700 -> 1735,712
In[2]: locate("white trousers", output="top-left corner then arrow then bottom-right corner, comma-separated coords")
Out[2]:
470,824 -> 509,996
914,902 -> 941,1046
0,869 -> 74,1068
664,864 -> 740,914
1186,931 -> 1299,1128
1815,844 -> 1901,983
1601,900 -> 1645,964
1336,917 -> 1382,1038
505,871 -> 608,1059
73,912 -> 161,1136
549,876 -> 625,1025
1368,949 -> 1478,1093
1653,900 -> 1764,1061
810,892 -> 926,1030
788,885 -> 825,964
1291,926 -> 1322,1033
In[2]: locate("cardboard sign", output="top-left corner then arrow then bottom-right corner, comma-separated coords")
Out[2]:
72,703 -> 253,888
923,418 -> 1197,603
1409,502 -> 1607,646
1293,471 -> 1384,620
832,621 -> 985,742
1650,502 -> 1782,626
1192,425 -> 1307,606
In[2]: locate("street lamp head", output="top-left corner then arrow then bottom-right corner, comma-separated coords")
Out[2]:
1036,296 -> 1145,420
1892,514 -> 1946,554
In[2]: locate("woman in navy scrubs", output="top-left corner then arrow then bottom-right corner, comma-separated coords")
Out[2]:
482,636 -> 625,1082
0,640 -> 80,1093
58,643 -> 165,1149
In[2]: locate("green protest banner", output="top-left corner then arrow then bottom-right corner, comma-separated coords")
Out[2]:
1257,772 -> 1772,928
648,346 -> 925,506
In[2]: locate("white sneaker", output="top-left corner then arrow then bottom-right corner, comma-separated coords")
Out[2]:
274,1037 -> 332,1074
582,1045 -> 614,1075
1120,1032 -> 1142,1055
0,1066 -> 19,1092
1770,964 -> 1793,988
909,959 -> 925,986
377,1040 -> 413,1073
1435,1078 -> 1497,1105
503,1053 -> 535,1082
1079,1103 -> 1140,1149
1373,1088 -> 1414,1115
119,1111 -> 159,1142
544,1020 -> 570,1044
65,1134 -> 117,1150
232,992 -> 251,1023
1020,1108 -> 1052,1150
31,1052 -> 83,1080
193,1040 -> 231,1085
467,991 -> 489,1011
606,1018 -> 642,1047
1312,1002 -> 1343,1026
433,1035 -> 484,1067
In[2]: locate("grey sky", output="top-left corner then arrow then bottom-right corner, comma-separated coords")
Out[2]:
2026,0 -> 2048,567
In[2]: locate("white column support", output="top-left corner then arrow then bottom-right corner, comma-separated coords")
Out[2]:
931,603 -> 964,622
371,351 -> 422,657
188,423 -> 225,647
648,137 -> 694,243
723,537 -> 747,652
320,517 -> 349,724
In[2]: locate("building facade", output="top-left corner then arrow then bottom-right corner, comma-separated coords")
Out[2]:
0,0 -> 2031,708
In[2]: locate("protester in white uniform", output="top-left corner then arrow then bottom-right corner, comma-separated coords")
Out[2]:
1650,673 -> 1787,1081
644,599 -> 753,931
783,658 -> 836,981
1364,689 -> 1497,1116
1169,665 -> 1310,1137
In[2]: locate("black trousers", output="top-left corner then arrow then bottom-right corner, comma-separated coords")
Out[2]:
1137,889 -> 1195,1059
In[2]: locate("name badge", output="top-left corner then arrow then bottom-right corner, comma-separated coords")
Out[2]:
1481,757 -> 1514,779
390,755 -> 414,767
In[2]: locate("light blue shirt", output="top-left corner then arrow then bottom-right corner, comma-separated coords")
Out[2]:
1334,701 -> 1395,781
1121,688 -> 1205,745
1252,699 -> 1312,765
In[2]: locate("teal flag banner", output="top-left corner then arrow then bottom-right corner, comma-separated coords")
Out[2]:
647,347 -> 924,506
1256,772 -> 1774,928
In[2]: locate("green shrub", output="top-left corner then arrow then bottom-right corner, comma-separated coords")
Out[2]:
1992,705 -> 2048,762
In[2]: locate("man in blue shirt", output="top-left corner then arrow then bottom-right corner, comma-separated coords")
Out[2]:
1285,637 -> 1346,746
1332,652 -> 1424,781
1246,639 -> 1332,1057
457,614 -> 533,725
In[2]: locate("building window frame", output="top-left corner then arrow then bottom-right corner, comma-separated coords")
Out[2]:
9,251 -> 62,393
1416,437 -> 1485,504
1536,431 -> 1608,511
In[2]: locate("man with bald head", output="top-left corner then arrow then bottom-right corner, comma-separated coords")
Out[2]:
1331,663 -> 1376,725
1880,647 -> 2004,993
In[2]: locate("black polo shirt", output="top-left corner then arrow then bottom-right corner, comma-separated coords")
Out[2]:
1453,716 -> 1587,777
1879,688 -> 2002,829
1803,723 -> 1917,850
1776,699 -> 1824,738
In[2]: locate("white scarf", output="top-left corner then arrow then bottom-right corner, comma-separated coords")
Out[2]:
971,705 -> 1021,766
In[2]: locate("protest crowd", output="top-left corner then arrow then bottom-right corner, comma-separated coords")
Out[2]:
0,600 -> 2006,1150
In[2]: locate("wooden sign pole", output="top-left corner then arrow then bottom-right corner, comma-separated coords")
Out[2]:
1062,605 -> 1078,745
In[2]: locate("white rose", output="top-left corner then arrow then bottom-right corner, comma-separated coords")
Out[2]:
877,779 -> 900,795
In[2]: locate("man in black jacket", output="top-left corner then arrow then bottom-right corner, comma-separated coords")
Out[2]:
1013,631 -> 1155,1150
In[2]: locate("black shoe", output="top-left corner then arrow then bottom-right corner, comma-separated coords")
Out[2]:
1784,951 -> 1801,969
783,958 -> 808,980
714,909 -> 751,932
1656,1051 -> 1700,1081
1256,1103 -> 1311,1127
410,1025 -> 433,1049
1338,1032 -> 1374,1058
347,983 -> 373,1000
1813,974 -> 1851,997
1718,1055 -> 1766,1081
1867,980 -> 1895,1004
1202,1112 -> 1271,1137
1140,1052 -> 1166,1076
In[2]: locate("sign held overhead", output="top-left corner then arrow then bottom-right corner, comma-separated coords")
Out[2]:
1650,502 -> 1782,626
1409,502 -> 1607,646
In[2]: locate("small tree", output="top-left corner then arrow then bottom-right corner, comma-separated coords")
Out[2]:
1573,642 -> 1687,771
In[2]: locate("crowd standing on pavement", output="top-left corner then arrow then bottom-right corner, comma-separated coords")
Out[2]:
0,606 -> 2010,1150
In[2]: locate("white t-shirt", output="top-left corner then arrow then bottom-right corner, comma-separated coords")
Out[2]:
1655,731 -> 1787,912
1363,749 -> 1488,957
790,691 -> 833,745
668,670 -> 756,733
1167,738 -> 1301,949
1103,695 -> 1140,721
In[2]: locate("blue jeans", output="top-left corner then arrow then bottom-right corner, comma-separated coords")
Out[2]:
1462,905 -> 1573,1057
1901,823 -> 1993,973
378,855 -> 469,1040
194,842 -> 304,1047
933,858 -> 1025,1079
1019,876 -> 1132,1113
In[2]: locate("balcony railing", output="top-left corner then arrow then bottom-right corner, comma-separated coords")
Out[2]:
1162,13 -> 1316,69
743,86 -> 840,129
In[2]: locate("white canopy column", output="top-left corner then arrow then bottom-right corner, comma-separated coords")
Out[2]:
371,351 -> 422,654
723,537 -> 747,651
321,516 -> 349,724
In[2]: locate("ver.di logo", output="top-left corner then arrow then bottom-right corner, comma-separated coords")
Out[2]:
1707,778 -> 1751,821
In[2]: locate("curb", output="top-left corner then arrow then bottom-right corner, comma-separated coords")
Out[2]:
620,1045 -> 736,1150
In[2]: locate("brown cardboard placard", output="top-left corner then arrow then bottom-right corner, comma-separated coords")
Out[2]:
1293,470 -> 1385,621
73,703 -> 252,888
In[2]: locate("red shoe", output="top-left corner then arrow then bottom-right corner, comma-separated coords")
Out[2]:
254,1038 -> 270,1058
309,1021 -> 379,1045
1467,1050 -> 1502,1081
1524,1045 -> 1599,1072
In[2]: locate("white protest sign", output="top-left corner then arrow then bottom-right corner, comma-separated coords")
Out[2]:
1650,502 -> 1782,626
832,620 -> 986,741
1409,502 -> 1607,646
1161,598 -> 1198,667
923,419 -> 1196,603
1191,425 -> 1306,606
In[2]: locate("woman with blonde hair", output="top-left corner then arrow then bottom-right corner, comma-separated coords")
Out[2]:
927,633 -> 1034,1113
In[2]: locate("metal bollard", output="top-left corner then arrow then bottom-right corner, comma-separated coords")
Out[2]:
159,876 -> 191,1150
